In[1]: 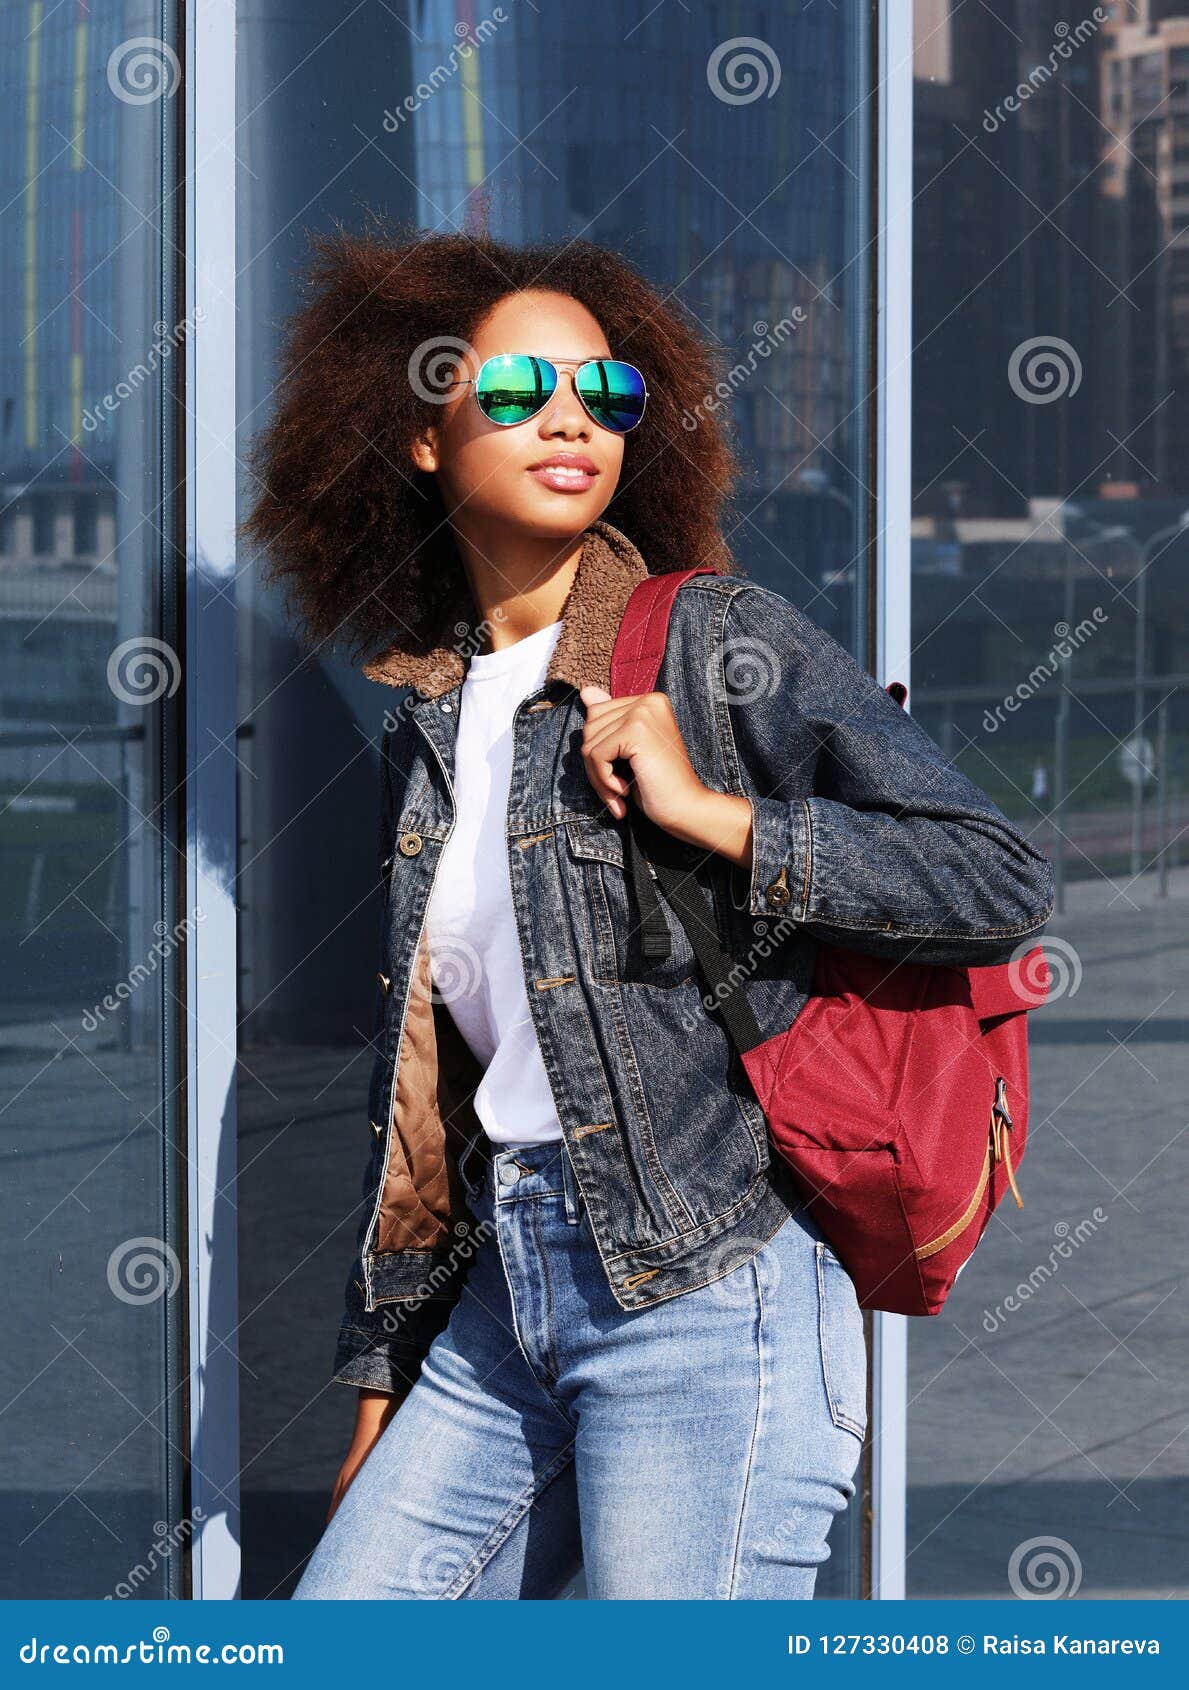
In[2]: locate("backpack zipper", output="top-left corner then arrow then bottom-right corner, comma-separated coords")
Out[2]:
990,1074 -> 1024,1210
915,1076 -> 1023,1261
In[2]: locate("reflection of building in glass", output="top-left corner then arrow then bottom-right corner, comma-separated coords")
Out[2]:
0,0 -> 124,493
1099,1 -> 1189,492
913,0 -> 1100,521
1,0 -> 165,1018
0,0 -> 125,753
0,0 -> 160,817
910,0 -> 1189,878
910,0 -> 1189,678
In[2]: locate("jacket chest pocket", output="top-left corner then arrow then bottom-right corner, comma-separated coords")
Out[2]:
564,817 -> 702,990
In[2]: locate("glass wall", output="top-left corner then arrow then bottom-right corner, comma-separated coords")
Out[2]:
0,4 -> 186,1597
908,0 -> 1188,1599
235,0 -> 873,1597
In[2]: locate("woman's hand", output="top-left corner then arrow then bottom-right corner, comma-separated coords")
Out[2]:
579,684 -> 754,870
327,1387 -> 405,1523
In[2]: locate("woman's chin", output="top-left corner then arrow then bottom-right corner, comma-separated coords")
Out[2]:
491,495 -> 612,544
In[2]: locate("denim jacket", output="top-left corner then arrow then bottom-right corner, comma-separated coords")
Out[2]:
334,519 -> 1055,1392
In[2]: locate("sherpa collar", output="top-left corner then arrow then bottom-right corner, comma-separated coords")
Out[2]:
361,518 -> 652,700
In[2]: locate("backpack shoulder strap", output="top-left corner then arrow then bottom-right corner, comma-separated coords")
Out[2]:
607,565 -> 716,967
607,563 -> 761,1054
610,566 -> 719,697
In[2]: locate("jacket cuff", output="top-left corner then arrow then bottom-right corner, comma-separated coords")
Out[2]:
332,1294 -> 457,1394
332,1327 -> 417,1393
745,793 -> 811,920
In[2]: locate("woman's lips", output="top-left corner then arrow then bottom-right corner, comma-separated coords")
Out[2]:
527,456 -> 599,493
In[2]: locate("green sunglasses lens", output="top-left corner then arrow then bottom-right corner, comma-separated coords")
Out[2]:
474,355 -> 557,425
575,360 -> 647,432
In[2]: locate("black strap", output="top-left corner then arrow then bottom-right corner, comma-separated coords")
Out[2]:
622,807 -> 766,1056
626,826 -> 674,959
612,756 -> 672,960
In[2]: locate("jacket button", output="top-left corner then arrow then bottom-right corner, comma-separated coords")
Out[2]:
376,972 -> 391,993
398,831 -> 422,856
764,866 -> 791,909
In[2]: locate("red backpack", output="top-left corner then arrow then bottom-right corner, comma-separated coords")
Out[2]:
610,568 -> 1052,1316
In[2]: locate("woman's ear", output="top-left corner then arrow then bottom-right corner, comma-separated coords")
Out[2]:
410,425 -> 440,474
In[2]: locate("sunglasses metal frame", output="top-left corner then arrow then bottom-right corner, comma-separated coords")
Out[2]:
450,353 -> 649,432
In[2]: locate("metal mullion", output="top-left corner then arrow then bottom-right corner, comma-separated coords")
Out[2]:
869,0 -> 914,1604
183,0 -> 240,1601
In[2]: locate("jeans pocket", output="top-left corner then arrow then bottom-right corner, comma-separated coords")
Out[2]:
814,1241 -> 868,1440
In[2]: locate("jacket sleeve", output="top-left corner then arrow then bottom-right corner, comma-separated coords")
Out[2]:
722,583 -> 1055,968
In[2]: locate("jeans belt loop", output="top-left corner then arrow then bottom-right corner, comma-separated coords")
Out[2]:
458,1131 -> 489,1205
560,1137 -> 581,1226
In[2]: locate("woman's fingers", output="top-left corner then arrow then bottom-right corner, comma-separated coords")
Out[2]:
584,742 -> 629,815
579,685 -> 637,814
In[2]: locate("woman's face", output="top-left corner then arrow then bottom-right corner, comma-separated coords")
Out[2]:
414,290 -> 626,546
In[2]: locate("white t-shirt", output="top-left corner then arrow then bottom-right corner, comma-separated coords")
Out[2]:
424,618 -> 565,1146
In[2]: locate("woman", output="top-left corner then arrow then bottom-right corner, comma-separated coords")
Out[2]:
242,228 -> 1054,1600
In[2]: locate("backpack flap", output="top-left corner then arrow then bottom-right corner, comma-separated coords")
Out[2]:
967,945 -> 1052,1024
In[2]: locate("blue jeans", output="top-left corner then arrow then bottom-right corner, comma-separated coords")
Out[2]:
294,1139 -> 866,1600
